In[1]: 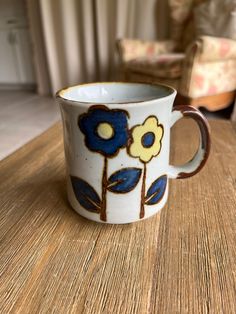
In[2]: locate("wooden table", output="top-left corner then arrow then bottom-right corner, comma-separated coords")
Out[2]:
0,119 -> 235,313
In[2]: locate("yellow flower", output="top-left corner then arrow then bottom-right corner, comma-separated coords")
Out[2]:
128,116 -> 164,163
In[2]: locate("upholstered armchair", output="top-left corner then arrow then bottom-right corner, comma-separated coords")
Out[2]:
117,0 -> 236,111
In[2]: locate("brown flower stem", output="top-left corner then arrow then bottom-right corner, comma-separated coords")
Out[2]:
100,156 -> 108,221
140,163 -> 146,219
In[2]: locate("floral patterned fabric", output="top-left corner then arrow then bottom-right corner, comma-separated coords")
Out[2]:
197,36 -> 236,62
125,53 -> 185,79
117,35 -> 236,98
180,59 -> 236,98
117,39 -> 175,62
117,0 -> 236,100
179,36 -> 236,97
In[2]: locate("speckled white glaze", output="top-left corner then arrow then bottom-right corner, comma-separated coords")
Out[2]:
56,82 -> 210,224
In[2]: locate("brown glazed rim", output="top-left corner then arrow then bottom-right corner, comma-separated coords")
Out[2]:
55,81 -> 177,106
173,105 -> 211,179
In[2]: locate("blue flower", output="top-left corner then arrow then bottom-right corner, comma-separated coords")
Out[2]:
78,106 -> 129,157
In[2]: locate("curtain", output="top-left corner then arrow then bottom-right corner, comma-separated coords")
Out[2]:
33,0 -> 169,94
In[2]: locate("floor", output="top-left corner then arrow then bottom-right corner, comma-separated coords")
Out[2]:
0,90 -> 60,160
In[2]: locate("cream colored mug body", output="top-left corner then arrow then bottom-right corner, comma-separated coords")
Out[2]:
57,82 -> 210,224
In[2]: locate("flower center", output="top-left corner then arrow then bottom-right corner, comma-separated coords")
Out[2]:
96,122 -> 114,140
141,132 -> 155,148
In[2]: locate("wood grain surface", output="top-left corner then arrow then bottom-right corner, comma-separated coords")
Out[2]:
0,119 -> 235,313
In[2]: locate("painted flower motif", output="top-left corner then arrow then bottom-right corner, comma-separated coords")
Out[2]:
128,116 -> 164,163
79,106 -> 129,157
73,109 -> 166,222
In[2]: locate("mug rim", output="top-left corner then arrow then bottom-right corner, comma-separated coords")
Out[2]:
56,81 -> 177,107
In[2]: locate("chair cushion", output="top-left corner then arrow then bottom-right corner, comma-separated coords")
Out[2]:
180,59 -> 236,98
125,53 -> 185,79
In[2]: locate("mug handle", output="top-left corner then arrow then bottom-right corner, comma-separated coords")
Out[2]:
168,105 -> 211,179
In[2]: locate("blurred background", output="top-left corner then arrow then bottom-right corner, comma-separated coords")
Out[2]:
0,0 -> 236,159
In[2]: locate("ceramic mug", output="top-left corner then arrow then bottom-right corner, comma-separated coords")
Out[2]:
56,82 -> 210,224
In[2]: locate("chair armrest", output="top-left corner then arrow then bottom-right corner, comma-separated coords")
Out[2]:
179,37 -> 236,98
195,36 -> 236,62
116,38 -> 175,62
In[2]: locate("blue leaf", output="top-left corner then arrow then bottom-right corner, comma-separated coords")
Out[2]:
70,176 -> 101,212
145,175 -> 167,205
107,168 -> 142,193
